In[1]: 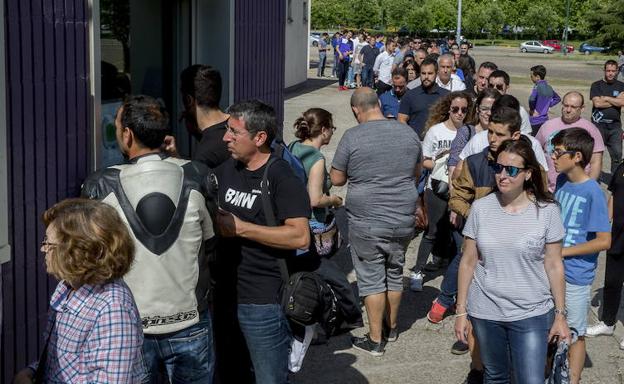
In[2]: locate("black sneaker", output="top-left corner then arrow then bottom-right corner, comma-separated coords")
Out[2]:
466,369 -> 484,384
451,340 -> 469,355
382,323 -> 399,342
351,334 -> 385,357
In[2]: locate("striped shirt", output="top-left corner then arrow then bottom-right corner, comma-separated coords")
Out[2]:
30,279 -> 145,383
463,193 -> 565,321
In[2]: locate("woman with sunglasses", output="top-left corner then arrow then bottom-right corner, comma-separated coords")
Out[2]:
455,139 -> 570,383
410,91 -> 474,291
14,198 -> 144,384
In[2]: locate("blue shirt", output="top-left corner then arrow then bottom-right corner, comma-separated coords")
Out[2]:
555,177 -> 610,285
379,89 -> 402,118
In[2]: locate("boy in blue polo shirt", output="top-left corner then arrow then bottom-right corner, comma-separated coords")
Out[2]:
552,128 -> 611,384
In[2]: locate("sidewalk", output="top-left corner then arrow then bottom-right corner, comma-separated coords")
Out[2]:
284,78 -> 624,384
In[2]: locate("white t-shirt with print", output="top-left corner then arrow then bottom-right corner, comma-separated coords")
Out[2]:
423,122 -> 457,189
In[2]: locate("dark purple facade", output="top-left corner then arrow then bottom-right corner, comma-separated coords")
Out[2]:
1,0 -> 286,381
234,0 -> 286,123
1,0 -> 92,381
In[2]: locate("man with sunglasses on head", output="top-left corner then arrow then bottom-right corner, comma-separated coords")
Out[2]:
535,91 -> 605,192
487,70 -> 532,135
447,105 -> 548,383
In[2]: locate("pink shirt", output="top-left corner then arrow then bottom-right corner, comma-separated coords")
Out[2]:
535,117 -> 605,192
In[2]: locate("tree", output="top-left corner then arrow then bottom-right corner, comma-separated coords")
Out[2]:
586,0 -> 624,48
404,6 -> 433,34
523,2 -> 561,39
346,0 -> 381,29
101,0 -> 130,72
425,0 -> 456,33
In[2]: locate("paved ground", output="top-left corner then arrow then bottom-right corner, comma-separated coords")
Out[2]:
283,46 -> 624,384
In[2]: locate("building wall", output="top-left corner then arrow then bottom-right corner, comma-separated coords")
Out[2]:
1,0 -> 92,381
284,0 -> 308,89
234,0 -> 286,124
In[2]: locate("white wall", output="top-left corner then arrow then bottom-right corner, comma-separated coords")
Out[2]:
284,0 -> 309,88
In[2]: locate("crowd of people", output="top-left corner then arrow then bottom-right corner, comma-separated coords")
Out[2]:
11,30 -> 624,384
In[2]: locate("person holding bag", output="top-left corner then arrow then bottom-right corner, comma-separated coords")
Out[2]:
410,91 -> 475,292
289,108 -> 343,256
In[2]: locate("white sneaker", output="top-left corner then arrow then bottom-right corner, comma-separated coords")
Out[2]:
409,271 -> 423,292
586,321 -> 615,337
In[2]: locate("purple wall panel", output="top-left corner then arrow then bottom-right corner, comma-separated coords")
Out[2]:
234,0 -> 285,127
1,0 -> 91,381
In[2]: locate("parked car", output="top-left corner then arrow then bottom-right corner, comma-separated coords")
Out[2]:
310,33 -> 320,47
579,42 -> 608,54
543,39 -> 574,52
520,41 -> 555,54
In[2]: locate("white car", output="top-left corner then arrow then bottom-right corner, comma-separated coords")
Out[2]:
520,41 -> 554,54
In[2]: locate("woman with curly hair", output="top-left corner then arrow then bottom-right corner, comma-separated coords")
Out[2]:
14,198 -> 144,384
410,91 -> 474,292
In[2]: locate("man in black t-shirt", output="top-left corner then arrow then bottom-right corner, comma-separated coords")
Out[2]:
590,60 -> 624,173
213,100 -> 311,384
164,65 -> 231,168
359,36 -> 379,88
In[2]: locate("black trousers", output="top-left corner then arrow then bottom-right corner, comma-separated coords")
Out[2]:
337,59 -> 349,86
596,121 -> 623,174
601,252 -> 624,326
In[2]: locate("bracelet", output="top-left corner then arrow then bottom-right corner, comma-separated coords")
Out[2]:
455,312 -> 468,317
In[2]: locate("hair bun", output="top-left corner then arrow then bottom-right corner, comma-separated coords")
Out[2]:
294,117 -> 310,139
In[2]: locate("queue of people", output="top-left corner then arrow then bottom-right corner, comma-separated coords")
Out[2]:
12,34 -> 624,384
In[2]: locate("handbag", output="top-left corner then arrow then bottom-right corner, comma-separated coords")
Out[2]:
310,214 -> 341,257
430,151 -> 451,200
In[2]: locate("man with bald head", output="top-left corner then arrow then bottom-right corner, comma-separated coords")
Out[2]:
536,91 -> 605,191
436,54 -> 466,91
331,87 -> 422,356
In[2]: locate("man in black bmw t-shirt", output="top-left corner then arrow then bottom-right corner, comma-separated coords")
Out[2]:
213,100 -> 311,384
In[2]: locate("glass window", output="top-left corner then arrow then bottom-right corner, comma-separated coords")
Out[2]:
0,0 -> 9,264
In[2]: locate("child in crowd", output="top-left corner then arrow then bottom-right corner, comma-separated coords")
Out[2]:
552,128 -> 611,384
528,65 -> 560,135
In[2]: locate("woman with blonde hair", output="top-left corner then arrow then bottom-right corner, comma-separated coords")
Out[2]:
14,198 -> 144,384
410,91 -> 474,292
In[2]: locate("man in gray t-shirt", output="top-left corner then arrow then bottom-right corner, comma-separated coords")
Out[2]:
331,88 -> 422,356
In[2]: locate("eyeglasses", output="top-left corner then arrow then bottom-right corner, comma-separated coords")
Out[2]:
479,106 -> 492,113
551,149 -> 576,159
41,236 -> 58,251
488,83 -> 505,91
562,103 -> 583,110
492,163 -> 526,178
450,106 -> 468,114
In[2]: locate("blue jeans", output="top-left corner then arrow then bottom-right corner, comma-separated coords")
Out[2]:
437,229 -> 464,308
347,64 -> 355,85
361,66 -> 374,87
141,311 -> 215,384
471,310 -> 554,384
238,304 -> 291,384
317,52 -> 327,77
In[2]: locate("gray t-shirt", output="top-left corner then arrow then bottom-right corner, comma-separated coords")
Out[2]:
463,193 -> 565,322
332,119 -> 421,228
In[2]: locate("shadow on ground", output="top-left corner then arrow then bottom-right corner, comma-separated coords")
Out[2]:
285,78 -> 338,100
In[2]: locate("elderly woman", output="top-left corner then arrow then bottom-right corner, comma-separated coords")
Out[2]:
14,198 -> 144,384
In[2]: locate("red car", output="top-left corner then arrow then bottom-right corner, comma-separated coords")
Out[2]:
542,40 -> 575,52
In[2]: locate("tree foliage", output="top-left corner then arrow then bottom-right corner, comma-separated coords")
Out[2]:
311,0 -> 624,45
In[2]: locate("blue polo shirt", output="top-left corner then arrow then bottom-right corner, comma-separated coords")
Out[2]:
399,84 -> 449,137
379,89 -> 401,118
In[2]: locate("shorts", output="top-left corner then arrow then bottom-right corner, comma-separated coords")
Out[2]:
352,63 -> 362,74
349,226 -> 413,296
565,282 -> 591,336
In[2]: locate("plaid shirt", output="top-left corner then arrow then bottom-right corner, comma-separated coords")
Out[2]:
30,279 -> 145,383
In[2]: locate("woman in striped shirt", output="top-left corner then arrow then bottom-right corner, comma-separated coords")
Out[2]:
454,139 -> 570,383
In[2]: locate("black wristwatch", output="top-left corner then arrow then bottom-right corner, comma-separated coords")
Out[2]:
554,308 -> 568,318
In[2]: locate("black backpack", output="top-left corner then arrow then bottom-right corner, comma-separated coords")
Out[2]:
261,158 -> 339,333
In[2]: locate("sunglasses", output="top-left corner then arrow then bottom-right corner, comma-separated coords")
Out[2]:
492,163 -> 526,178
450,106 -> 468,114
41,236 -> 58,251
488,83 -> 505,91
552,149 -> 576,159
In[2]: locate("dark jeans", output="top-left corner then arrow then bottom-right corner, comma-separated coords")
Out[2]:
337,59 -> 350,86
437,228 -> 464,308
413,188 -> 452,272
471,310 -> 554,384
375,80 -> 392,95
317,52 -> 327,77
601,252 -> 624,326
141,311 -> 215,384
361,66 -> 374,87
596,121 -> 623,174
238,303 -> 291,384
